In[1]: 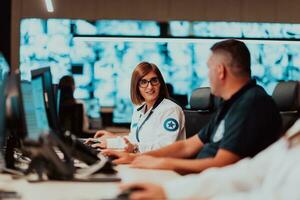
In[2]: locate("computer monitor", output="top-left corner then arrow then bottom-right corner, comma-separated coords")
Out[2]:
0,73 -> 8,150
31,67 -> 59,131
4,73 -> 28,169
31,69 -> 99,165
56,88 -> 61,116
0,52 -> 9,81
20,78 -> 50,141
0,52 -> 9,150
6,73 -> 27,140
52,84 -> 61,116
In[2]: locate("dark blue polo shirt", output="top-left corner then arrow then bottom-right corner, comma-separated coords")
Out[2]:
197,80 -> 282,159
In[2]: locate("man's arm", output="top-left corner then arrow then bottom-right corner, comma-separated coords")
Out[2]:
102,134 -> 203,164
171,149 -> 240,174
131,148 -> 240,174
143,134 -> 204,158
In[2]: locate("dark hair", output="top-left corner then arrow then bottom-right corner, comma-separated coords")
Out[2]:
130,62 -> 169,105
211,39 -> 251,77
166,83 -> 174,95
58,75 -> 76,105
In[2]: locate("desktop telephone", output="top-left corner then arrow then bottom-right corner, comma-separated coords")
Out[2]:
24,132 -> 117,181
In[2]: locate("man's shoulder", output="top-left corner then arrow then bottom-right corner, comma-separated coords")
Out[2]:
239,84 -> 273,105
244,84 -> 267,97
228,85 -> 278,117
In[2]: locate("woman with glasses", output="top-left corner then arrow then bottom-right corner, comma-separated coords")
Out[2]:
88,62 -> 185,153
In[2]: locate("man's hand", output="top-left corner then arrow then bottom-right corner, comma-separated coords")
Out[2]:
130,155 -> 172,170
102,149 -> 137,164
94,130 -> 114,138
120,183 -> 167,200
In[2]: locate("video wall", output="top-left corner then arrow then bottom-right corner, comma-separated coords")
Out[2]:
20,19 -> 300,123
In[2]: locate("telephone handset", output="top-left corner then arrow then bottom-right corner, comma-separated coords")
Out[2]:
24,133 -> 75,180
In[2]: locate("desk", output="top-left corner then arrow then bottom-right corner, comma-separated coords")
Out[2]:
0,165 -> 180,200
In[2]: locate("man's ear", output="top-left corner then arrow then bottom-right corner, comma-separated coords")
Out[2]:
217,64 -> 226,80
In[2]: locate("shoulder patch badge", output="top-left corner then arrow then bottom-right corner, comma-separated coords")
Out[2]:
213,120 -> 225,142
163,118 -> 179,131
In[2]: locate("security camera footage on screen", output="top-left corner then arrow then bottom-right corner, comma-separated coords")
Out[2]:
19,19 -> 300,123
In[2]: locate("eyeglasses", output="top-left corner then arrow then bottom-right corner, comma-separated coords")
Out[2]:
138,77 -> 160,88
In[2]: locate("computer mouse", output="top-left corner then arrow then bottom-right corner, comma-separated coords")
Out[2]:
117,187 -> 142,200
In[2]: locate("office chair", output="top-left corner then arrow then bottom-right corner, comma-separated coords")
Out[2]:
272,81 -> 300,134
169,94 -> 188,108
59,103 -> 84,137
184,87 -> 217,138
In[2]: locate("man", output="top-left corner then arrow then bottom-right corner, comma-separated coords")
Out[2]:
119,119 -> 300,200
103,39 -> 282,174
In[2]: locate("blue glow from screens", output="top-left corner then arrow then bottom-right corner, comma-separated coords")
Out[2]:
0,52 -> 9,81
21,77 -> 50,141
56,88 -> 61,114
94,20 -> 160,36
80,98 -> 101,118
169,21 -> 191,36
20,19 -> 300,123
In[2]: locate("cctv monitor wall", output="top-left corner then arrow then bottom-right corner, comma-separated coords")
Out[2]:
20,19 -> 300,123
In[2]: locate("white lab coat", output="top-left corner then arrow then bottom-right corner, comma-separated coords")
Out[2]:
163,119 -> 300,200
107,98 -> 186,152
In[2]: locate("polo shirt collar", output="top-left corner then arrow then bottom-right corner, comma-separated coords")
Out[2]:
136,97 -> 164,112
223,79 -> 257,105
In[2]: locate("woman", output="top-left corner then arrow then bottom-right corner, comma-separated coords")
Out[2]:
58,75 -> 89,132
90,62 -> 185,153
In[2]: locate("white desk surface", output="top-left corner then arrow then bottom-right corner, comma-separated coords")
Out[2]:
0,165 -> 180,200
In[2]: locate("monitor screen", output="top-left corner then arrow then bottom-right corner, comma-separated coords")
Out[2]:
0,52 -> 9,81
56,88 -> 61,115
6,73 -> 27,140
0,75 -> 8,149
20,78 -> 50,141
0,52 -> 9,151
31,67 -> 60,131
52,84 -> 61,116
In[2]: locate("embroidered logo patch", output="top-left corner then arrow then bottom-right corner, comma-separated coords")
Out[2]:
213,120 -> 225,142
163,118 -> 179,131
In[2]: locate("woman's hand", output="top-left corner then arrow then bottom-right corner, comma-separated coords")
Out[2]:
94,130 -> 114,138
123,137 -> 137,153
91,138 -> 107,149
84,137 -> 107,149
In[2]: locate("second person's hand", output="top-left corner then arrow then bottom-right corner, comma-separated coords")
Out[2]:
130,155 -> 171,170
94,130 -> 114,138
123,137 -> 136,153
91,138 -> 107,149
